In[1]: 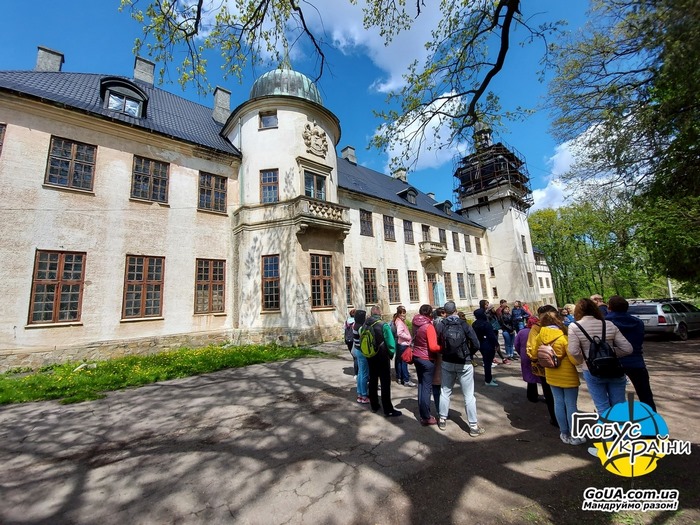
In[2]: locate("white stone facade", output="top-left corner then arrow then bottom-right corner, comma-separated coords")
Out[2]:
0,54 -> 552,370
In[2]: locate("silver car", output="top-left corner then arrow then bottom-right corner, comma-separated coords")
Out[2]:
627,299 -> 700,340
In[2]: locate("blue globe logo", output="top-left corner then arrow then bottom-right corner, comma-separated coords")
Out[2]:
591,399 -> 668,477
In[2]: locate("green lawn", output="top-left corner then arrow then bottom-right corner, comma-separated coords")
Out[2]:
0,343 -> 325,404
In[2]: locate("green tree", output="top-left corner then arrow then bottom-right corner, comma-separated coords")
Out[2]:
548,0 -> 700,290
529,200 -> 664,305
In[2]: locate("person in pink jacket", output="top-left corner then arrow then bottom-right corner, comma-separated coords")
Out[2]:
411,304 -> 442,425
392,306 -> 415,387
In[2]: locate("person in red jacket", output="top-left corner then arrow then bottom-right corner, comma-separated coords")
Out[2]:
411,304 -> 442,425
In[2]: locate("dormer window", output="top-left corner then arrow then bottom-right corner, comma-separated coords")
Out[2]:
100,77 -> 148,118
434,199 -> 453,215
108,93 -> 140,117
397,187 -> 418,205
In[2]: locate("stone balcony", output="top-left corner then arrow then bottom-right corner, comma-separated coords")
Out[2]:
419,241 -> 447,261
233,195 -> 352,238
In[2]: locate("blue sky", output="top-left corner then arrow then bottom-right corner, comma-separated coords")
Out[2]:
2,1 -> 588,210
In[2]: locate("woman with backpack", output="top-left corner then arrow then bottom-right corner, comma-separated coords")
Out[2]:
344,309 -> 358,377
411,304 -> 441,425
472,308 -> 499,386
567,298 -> 633,415
529,311 -> 585,446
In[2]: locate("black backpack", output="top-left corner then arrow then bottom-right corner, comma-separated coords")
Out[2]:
344,322 -> 354,345
573,321 -> 625,378
440,317 -> 469,361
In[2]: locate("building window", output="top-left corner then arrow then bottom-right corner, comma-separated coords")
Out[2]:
457,273 -> 466,299
403,220 -> 414,244
490,266 -> 495,278
260,169 -> 279,203
360,209 -> 373,236
259,110 -> 278,129
492,287 -> 498,298
521,234 -> 528,253
479,274 -> 488,297
439,228 -> 447,245
195,259 -> 225,313
421,224 -> 431,242
546,277 -> 551,288
345,266 -> 352,306
132,156 -> 169,203
478,195 -> 489,204
0,123 -> 5,156
464,234 -> 472,252
539,276 -> 544,288
452,232 -> 461,252
475,237 -> 482,255
406,190 -> 417,204
45,136 -> 96,191
408,270 -> 419,302
123,255 -> 164,318
363,268 -> 378,304
304,170 -> 326,200
527,272 -> 534,287
387,269 -> 400,303
311,254 -> 333,308
28,250 -> 85,324
467,273 -> 477,298
262,255 -> 280,310
444,272 -> 454,300
383,215 -> 396,241
199,172 -> 227,212
108,92 -> 141,117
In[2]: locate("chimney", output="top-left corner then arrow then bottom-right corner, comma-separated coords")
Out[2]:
134,56 -> 155,85
427,192 -> 435,200
212,87 -> 231,124
392,168 -> 407,182
341,145 -> 357,164
35,46 -> 64,72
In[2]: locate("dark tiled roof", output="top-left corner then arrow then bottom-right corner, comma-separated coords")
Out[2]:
0,71 -> 239,156
337,157 -> 484,229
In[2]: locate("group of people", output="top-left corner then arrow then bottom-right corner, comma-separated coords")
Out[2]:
520,294 -> 657,454
343,293 -> 658,453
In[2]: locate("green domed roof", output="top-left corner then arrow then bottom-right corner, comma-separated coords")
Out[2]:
249,67 -> 322,105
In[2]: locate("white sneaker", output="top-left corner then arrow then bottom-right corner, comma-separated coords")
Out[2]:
569,437 -> 586,446
588,446 -> 599,457
560,433 -> 572,445
484,380 -> 499,387
491,362 -> 498,368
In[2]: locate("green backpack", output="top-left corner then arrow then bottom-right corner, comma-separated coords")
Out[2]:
359,320 -> 382,358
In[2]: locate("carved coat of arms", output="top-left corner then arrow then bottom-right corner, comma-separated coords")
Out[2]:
303,123 -> 328,158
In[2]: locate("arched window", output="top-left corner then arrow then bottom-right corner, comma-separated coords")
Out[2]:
100,77 -> 148,118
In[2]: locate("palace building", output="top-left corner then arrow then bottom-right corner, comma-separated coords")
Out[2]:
0,47 -> 552,370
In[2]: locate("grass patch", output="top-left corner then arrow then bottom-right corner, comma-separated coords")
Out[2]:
0,343 -> 325,405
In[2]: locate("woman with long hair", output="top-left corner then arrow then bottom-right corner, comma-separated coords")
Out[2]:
568,298 -> 632,414
530,311 -> 585,445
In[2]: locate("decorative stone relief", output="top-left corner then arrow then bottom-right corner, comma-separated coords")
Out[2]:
303,122 -> 328,158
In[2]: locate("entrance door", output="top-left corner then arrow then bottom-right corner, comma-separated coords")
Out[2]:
426,273 -> 436,305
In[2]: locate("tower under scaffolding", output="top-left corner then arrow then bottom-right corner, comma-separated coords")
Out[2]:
453,127 -> 533,217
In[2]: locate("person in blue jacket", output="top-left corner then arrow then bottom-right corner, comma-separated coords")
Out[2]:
606,295 -> 657,412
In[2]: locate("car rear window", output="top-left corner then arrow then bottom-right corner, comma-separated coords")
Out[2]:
628,305 -> 658,315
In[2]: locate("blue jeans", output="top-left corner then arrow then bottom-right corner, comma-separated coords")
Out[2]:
439,361 -> 478,426
502,331 -> 514,357
413,357 -> 435,420
352,347 -> 369,397
550,386 -> 579,435
583,370 -> 627,414
394,344 -> 411,383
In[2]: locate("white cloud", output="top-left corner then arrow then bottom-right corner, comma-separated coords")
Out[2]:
531,141 -> 576,211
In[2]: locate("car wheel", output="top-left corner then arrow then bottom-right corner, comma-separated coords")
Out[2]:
677,323 -> 689,341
